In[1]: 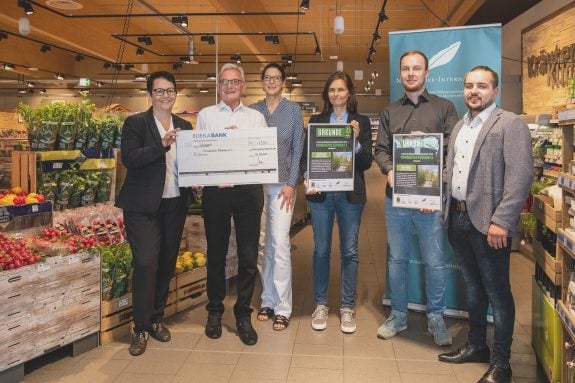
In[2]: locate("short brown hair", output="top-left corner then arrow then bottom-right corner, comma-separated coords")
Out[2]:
467,66 -> 499,88
400,50 -> 428,70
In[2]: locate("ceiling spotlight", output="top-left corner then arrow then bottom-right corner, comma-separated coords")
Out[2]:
0,32 -> 8,41
367,57 -> 373,65
54,73 -> 64,80
373,31 -> 381,41
273,35 -> 280,44
25,81 -> 34,87
75,54 -> 84,62
124,64 -> 134,70
199,88 -> 208,93
369,46 -> 376,54
138,36 -> 152,46
314,46 -> 321,55
18,0 -> 34,15
300,0 -> 309,10
180,56 -> 191,64
180,16 -> 188,27
95,81 -> 103,87
173,63 -> 183,70
281,55 -> 293,64
378,9 -> 388,23
136,47 -> 144,56
40,44 -> 52,53
134,74 -> 147,81
103,62 -> 111,69
201,35 -> 216,45
39,88 -> 46,94
286,73 -> 297,80
364,86 -> 370,92
3,63 -> 15,71
231,55 -> 241,64
291,80 -> 302,87
207,73 -> 217,80
18,88 -> 27,94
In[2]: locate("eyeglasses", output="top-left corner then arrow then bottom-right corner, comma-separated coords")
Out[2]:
218,79 -> 243,86
263,75 -> 283,83
152,88 -> 177,96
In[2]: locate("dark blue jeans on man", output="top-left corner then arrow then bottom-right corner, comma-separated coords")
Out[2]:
448,205 -> 514,368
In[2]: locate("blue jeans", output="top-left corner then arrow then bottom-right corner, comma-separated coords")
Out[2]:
448,205 -> 514,367
310,192 -> 364,308
385,197 -> 446,315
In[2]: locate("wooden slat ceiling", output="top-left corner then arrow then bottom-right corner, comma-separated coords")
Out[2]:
0,0 -> 487,96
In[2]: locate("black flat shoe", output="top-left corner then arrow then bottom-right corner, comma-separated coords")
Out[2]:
237,318 -> 258,345
149,321 -> 171,342
205,314 -> 222,339
438,343 -> 490,364
129,330 -> 149,356
478,364 -> 512,383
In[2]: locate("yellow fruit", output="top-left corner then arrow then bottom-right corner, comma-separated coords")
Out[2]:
3,194 -> 16,203
25,196 -> 39,204
11,186 -> 22,194
195,257 -> 207,267
27,192 -> 38,198
182,251 -> 193,258
175,263 -> 184,273
0,197 -> 12,205
192,251 -> 205,258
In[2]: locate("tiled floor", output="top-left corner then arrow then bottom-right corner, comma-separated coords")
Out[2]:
21,165 -> 544,382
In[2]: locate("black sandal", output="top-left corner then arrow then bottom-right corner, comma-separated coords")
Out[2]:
257,307 -> 274,321
273,315 -> 290,331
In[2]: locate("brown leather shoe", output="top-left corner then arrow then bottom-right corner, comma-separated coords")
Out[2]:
438,343 -> 490,364
129,330 -> 149,356
478,364 -> 512,383
149,321 -> 171,342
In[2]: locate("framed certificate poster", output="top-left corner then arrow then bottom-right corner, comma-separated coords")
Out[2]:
392,133 -> 443,210
307,123 -> 355,192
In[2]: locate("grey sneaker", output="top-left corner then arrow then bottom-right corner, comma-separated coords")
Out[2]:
311,304 -> 329,330
427,315 -> 452,346
340,308 -> 356,334
377,310 -> 407,339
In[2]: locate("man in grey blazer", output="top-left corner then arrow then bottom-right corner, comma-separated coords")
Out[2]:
437,66 -> 532,383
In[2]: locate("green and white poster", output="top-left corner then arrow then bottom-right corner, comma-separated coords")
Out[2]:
307,123 -> 355,192
392,133 -> 443,210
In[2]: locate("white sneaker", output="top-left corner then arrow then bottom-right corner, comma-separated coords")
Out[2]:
377,310 -> 407,339
311,305 -> 329,330
340,308 -> 356,333
427,315 -> 452,346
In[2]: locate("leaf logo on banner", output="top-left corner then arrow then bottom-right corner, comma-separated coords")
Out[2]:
428,41 -> 461,70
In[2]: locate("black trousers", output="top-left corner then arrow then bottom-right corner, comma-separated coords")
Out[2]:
202,185 -> 264,320
124,196 -> 188,332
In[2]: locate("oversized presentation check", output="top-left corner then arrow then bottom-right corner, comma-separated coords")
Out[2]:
176,128 -> 279,186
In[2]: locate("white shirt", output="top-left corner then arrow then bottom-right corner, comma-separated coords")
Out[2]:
154,114 -> 180,198
451,103 -> 496,201
197,101 -> 267,130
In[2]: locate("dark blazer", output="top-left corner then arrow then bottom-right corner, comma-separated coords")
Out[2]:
444,107 -> 533,235
115,107 -> 193,214
300,112 -> 373,204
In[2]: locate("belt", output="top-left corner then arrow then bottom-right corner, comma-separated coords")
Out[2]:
452,199 -> 467,213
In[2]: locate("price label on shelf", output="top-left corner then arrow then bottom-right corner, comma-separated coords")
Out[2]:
31,204 -> 39,213
119,297 -> 130,308
37,262 -> 50,272
52,162 -> 63,169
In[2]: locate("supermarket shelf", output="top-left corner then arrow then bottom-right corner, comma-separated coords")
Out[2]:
559,172 -> 575,194
557,301 -> 575,341
558,229 -> 575,261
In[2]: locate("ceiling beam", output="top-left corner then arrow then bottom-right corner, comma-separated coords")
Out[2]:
447,0 -> 486,25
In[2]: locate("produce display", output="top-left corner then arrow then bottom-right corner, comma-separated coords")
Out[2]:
175,250 -> 207,273
0,186 -> 46,206
17,99 -> 124,158
101,242 -> 132,300
39,169 -> 113,210
0,231 -> 44,271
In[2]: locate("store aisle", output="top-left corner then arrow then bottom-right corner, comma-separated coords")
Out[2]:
22,164 -> 543,383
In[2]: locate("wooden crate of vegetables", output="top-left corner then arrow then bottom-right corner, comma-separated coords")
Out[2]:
0,249 -> 100,372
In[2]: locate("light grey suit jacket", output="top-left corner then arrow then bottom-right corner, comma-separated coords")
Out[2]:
444,107 -> 533,236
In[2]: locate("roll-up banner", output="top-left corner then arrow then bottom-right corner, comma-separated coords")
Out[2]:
384,24 -> 501,317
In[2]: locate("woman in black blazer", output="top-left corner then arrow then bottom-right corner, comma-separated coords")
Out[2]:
300,71 -> 373,334
115,71 -> 193,356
